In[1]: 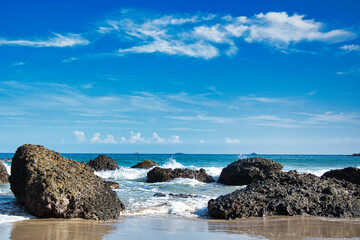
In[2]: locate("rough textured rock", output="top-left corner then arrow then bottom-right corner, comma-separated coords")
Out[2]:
0,162 -> 9,183
208,171 -> 360,219
105,181 -> 120,190
322,167 -> 360,185
147,167 -> 215,183
217,157 -> 283,185
131,160 -> 159,169
9,144 -> 124,220
153,193 -> 200,198
87,155 -> 119,171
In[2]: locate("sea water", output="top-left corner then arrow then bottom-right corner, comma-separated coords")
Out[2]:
0,153 -> 359,222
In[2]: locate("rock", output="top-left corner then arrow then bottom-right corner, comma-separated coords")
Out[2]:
9,144 -> 124,220
351,153 -> 360,156
131,160 -> 159,169
105,181 -> 120,190
217,157 -> 283,185
0,162 -> 9,183
87,155 -> 119,171
153,193 -> 200,198
322,167 -> 360,185
208,170 -> 360,219
147,167 -> 215,183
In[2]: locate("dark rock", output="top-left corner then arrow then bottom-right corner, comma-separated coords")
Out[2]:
208,170 -> 360,219
322,167 -> 360,185
131,160 -> 159,169
105,181 -> 120,190
153,193 -> 167,197
153,193 -> 200,198
147,167 -> 215,183
351,153 -> 360,156
87,155 -> 119,171
0,162 -> 9,183
9,144 -> 124,220
217,157 -> 283,185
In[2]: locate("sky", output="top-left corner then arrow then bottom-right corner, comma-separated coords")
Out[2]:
0,0 -> 359,154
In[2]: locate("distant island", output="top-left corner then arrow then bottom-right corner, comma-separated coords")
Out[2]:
351,153 -> 360,156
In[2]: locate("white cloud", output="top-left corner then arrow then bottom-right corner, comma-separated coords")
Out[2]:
95,10 -> 355,59
90,132 -> 116,144
240,96 -> 293,104
226,137 -> 240,144
74,130 -> 86,142
103,134 -> 116,143
199,139 -> 205,144
153,132 -> 166,143
169,114 -> 235,124
303,112 -> 359,124
168,135 -> 182,144
0,33 -> 89,48
340,44 -> 360,52
12,62 -> 25,66
90,132 -> 101,143
246,115 -> 301,128
129,131 -> 144,143
245,12 -> 354,47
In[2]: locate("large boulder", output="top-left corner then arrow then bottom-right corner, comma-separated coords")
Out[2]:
217,157 -> 283,185
147,167 -> 215,183
87,155 -> 119,171
0,162 -> 9,183
208,171 -> 360,219
322,167 -> 360,185
131,160 -> 159,169
9,144 -> 124,220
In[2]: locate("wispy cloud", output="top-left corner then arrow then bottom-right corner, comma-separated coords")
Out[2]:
225,137 -> 240,144
168,114 -> 235,124
0,33 -> 89,48
245,115 -> 301,128
93,10 -> 355,59
12,61 -> 26,66
339,44 -> 360,53
336,66 -> 360,75
74,130 -> 86,142
240,96 -> 294,104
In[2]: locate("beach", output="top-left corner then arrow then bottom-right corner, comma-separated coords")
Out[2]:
2,215 -> 360,240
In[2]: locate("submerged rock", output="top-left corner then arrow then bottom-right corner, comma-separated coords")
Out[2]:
131,160 -> 159,169
153,193 -> 200,198
322,167 -> 360,185
208,170 -> 360,219
217,157 -> 283,185
147,167 -> 215,183
87,155 -> 119,171
9,144 -> 124,220
0,162 -> 9,183
105,181 -> 120,190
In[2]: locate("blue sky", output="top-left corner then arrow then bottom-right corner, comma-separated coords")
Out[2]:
0,0 -> 359,154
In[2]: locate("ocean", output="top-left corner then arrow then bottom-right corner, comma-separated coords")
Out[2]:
0,153 -> 359,223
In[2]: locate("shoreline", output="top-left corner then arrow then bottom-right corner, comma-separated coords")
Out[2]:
2,215 -> 360,240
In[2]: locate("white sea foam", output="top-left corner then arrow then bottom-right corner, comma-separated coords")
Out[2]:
162,158 -> 185,169
95,167 -> 148,180
201,167 -> 222,177
0,214 -> 31,223
157,178 -> 206,187
1,162 -> 11,175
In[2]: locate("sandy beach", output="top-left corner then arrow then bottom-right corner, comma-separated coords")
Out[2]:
1,215 -> 359,240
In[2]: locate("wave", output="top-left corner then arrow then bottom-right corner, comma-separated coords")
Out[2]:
162,157 -> 186,169
95,167 -> 148,181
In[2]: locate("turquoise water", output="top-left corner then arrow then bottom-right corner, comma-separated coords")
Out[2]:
0,153 -> 359,222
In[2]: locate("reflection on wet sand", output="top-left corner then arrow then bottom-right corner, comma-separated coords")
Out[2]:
207,215 -> 360,240
10,218 -> 116,240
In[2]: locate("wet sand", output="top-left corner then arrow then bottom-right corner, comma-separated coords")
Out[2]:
3,215 -> 360,240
